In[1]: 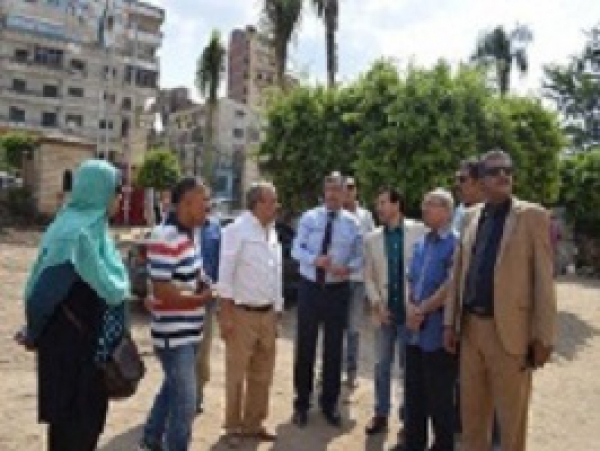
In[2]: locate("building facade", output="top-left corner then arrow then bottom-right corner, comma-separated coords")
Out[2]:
0,0 -> 164,173
165,97 -> 262,207
227,25 -> 278,111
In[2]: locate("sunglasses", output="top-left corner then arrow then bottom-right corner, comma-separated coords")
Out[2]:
483,166 -> 514,177
455,175 -> 469,184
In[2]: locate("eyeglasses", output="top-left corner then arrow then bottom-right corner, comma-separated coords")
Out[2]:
483,166 -> 513,177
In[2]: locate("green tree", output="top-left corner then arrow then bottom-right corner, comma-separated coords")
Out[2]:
0,132 -> 37,171
259,85 -> 355,213
544,26 -> 600,150
311,0 -> 339,88
260,61 -> 564,215
471,24 -> 533,96
136,148 -> 181,190
196,30 -> 226,182
560,149 -> 600,237
262,0 -> 303,89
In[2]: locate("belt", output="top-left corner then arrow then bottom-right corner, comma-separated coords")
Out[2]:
465,305 -> 494,318
302,276 -> 348,290
235,303 -> 273,313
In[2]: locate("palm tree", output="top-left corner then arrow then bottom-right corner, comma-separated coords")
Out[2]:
311,0 -> 339,88
471,24 -> 533,96
196,29 -> 226,182
263,0 -> 303,89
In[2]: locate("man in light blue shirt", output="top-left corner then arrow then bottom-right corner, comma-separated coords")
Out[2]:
291,172 -> 362,428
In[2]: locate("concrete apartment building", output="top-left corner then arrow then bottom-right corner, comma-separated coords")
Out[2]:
0,0 -> 164,172
166,97 -> 262,206
228,25 -> 278,111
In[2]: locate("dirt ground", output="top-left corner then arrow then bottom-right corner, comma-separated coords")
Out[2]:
1,228 -> 599,451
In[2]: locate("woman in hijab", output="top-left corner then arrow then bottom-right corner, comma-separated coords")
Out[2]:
16,159 -> 130,450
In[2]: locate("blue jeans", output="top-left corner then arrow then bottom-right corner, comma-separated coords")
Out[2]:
143,344 -> 197,451
345,281 -> 366,377
374,323 -> 406,418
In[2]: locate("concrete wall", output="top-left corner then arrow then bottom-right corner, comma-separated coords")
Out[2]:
32,140 -> 94,215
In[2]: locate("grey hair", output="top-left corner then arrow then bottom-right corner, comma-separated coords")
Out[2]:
246,181 -> 276,210
426,188 -> 455,213
480,149 -> 513,167
323,170 -> 345,187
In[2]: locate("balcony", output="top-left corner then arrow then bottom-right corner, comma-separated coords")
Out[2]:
0,115 -> 60,133
0,56 -> 64,77
127,28 -> 163,46
0,87 -> 62,106
127,1 -> 165,21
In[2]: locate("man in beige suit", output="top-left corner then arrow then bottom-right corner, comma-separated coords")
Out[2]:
363,187 -> 426,441
444,150 -> 557,451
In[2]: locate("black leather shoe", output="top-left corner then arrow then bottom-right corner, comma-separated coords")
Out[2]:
322,409 -> 342,428
292,410 -> 308,428
365,416 -> 388,435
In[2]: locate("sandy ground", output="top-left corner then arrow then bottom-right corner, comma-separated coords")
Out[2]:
1,228 -> 600,451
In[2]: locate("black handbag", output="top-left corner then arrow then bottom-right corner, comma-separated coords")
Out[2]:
62,304 -> 145,400
98,331 -> 146,400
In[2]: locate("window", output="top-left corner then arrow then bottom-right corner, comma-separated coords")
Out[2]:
99,120 -> 114,130
12,79 -> 26,92
235,110 -> 246,118
233,128 -> 244,139
9,106 -> 25,122
65,114 -> 83,128
122,97 -> 132,111
34,45 -> 63,67
70,59 -> 86,72
62,170 -> 73,192
121,118 -> 130,138
14,49 -> 28,62
43,85 -> 59,98
41,112 -> 57,127
68,87 -> 84,97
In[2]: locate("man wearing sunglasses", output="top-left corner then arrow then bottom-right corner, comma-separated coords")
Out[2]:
444,150 -> 557,451
452,158 -> 485,234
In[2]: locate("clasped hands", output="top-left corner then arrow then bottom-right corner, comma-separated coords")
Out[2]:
314,255 -> 351,279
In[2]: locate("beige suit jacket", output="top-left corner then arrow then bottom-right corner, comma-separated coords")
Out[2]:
444,198 -> 557,356
364,219 -> 427,325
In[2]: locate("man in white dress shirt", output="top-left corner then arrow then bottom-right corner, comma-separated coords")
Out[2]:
342,177 -> 375,387
217,182 -> 283,447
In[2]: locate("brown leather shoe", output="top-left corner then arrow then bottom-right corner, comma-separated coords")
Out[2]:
365,416 -> 388,435
244,428 -> 277,442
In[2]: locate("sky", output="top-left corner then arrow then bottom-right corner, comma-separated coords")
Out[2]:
146,0 -> 600,100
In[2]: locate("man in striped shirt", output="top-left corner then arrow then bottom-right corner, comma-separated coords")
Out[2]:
140,178 -> 214,451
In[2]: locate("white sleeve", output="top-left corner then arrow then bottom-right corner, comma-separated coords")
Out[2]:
216,224 -> 242,300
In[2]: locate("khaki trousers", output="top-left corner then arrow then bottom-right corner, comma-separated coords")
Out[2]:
196,301 -> 215,400
461,315 -> 532,451
224,307 -> 277,434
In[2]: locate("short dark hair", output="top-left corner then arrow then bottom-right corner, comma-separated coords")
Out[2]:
171,177 -> 205,205
378,186 -> 406,213
459,157 -> 482,180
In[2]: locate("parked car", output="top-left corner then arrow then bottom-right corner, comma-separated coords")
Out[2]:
123,217 -> 300,307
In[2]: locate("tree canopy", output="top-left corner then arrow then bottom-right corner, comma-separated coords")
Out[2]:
0,132 -> 37,172
260,60 -> 564,215
136,148 -> 181,191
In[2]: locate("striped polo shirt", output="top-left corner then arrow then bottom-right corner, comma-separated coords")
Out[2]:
147,214 -> 204,348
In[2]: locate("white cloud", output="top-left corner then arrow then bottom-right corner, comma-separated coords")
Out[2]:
146,0 -> 600,96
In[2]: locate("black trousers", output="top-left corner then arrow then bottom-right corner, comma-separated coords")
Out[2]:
293,277 -> 349,413
48,420 -> 102,451
405,345 -> 457,451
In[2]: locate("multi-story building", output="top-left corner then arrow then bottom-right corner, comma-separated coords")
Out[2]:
0,0 -> 164,172
166,97 -> 262,207
228,25 -> 278,111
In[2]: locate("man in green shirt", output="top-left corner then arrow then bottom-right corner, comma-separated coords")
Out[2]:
363,187 -> 426,439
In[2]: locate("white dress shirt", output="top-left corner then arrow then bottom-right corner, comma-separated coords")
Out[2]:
217,211 -> 284,311
348,205 -> 375,282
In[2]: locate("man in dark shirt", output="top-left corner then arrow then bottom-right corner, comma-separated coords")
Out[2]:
444,150 -> 557,451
